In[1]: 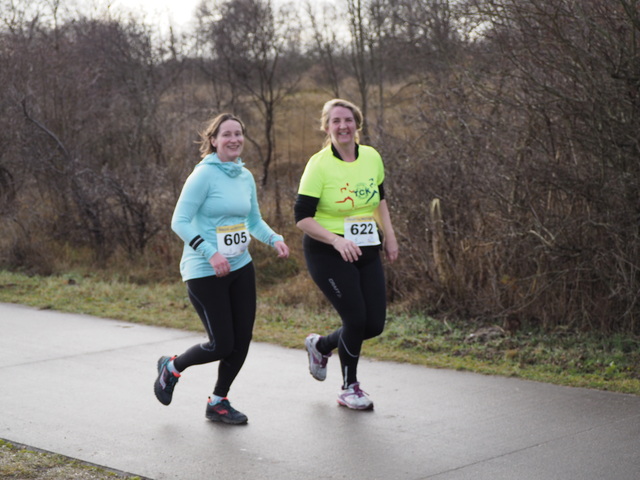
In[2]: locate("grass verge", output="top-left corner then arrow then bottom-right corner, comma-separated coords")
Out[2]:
1,269 -> 638,394
0,439 -> 144,479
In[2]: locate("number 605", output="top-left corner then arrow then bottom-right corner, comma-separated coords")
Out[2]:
224,231 -> 248,245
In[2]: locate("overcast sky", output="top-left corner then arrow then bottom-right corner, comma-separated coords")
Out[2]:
101,0 -> 309,34
107,0 -> 202,32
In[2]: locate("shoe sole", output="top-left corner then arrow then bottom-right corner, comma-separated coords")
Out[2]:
337,400 -> 374,411
206,413 -> 248,425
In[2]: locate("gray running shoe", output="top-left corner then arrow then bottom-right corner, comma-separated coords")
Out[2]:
305,333 -> 331,381
337,382 -> 374,410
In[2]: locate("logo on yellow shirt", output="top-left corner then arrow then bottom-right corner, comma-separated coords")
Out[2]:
335,178 -> 379,211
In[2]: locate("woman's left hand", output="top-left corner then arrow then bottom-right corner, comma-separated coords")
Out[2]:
274,240 -> 290,259
384,236 -> 399,263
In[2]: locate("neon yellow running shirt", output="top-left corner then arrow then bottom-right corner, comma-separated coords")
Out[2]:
297,144 -> 384,234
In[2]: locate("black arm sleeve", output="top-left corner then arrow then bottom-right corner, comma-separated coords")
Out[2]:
294,194 -> 320,223
379,182 -> 385,201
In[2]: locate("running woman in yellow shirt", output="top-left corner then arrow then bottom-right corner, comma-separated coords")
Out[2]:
294,99 -> 399,410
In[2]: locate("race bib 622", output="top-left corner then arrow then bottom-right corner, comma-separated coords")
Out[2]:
343,216 -> 380,246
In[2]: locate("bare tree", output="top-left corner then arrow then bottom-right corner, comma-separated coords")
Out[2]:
304,0 -> 344,98
346,0 -> 372,140
197,0 -> 305,186
343,0 -> 463,139
0,6 -> 182,265
383,0 -> 640,332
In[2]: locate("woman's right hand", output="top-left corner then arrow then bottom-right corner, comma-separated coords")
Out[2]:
332,236 -> 362,263
209,252 -> 231,277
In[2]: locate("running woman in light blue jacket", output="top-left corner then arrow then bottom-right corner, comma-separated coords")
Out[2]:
154,113 -> 289,425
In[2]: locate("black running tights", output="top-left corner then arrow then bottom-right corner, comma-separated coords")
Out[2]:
303,235 -> 386,387
172,263 -> 256,398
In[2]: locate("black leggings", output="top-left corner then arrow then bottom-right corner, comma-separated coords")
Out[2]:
172,263 -> 256,398
303,235 -> 386,387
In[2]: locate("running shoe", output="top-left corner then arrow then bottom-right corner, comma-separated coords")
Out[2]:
205,398 -> 248,425
305,333 -> 331,381
154,355 -> 180,406
337,382 -> 374,410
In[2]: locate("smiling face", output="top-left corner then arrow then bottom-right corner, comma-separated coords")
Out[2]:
211,119 -> 244,162
325,105 -> 357,148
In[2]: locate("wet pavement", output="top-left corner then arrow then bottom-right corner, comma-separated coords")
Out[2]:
1,302 -> 639,480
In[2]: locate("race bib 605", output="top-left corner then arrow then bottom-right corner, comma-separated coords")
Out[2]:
216,223 -> 250,257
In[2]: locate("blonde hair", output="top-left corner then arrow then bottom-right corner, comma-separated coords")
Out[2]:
320,98 -> 363,147
198,113 -> 246,158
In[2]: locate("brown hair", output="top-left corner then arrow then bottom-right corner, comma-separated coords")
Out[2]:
320,98 -> 363,147
198,113 -> 246,158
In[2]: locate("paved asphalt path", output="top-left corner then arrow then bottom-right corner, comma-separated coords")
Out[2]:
1,302 -> 639,479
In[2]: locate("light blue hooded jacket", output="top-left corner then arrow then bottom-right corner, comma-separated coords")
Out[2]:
171,153 -> 283,281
